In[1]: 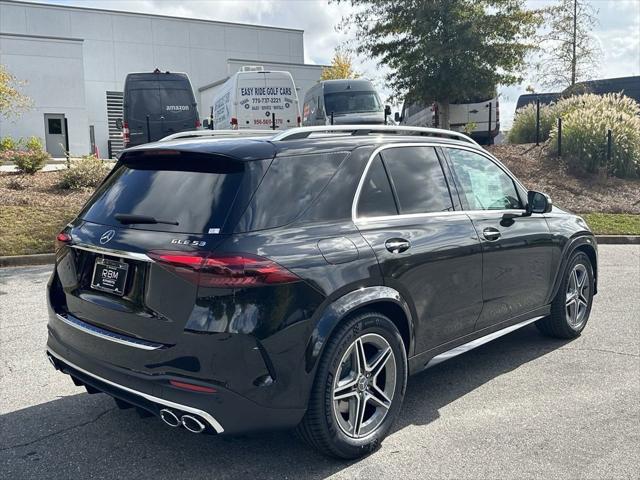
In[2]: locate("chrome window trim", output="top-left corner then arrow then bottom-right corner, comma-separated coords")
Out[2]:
47,349 -> 224,433
351,143 -> 529,223
71,243 -> 154,263
55,313 -> 163,351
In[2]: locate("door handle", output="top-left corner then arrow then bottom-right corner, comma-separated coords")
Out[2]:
482,227 -> 501,241
385,238 -> 411,253
469,109 -> 479,114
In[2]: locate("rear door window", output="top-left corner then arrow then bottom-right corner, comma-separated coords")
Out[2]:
380,146 -> 454,214
160,89 -> 195,119
128,88 -> 161,120
357,155 -> 398,218
80,153 -> 269,234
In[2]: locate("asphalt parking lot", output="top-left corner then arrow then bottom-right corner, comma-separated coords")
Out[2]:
1,245 -> 638,479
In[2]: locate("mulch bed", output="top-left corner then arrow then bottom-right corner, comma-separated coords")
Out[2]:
487,144 -> 640,214
0,170 -> 93,210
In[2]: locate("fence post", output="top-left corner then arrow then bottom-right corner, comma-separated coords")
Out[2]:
535,99 -> 540,146
330,111 -> 334,126
487,102 -> 492,144
607,129 -> 612,162
557,117 -> 562,157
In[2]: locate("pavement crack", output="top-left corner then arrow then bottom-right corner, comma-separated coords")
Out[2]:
561,346 -> 639,358
0,407 -> 115,452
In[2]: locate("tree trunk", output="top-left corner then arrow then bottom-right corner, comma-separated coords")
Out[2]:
437,100 -> 451,130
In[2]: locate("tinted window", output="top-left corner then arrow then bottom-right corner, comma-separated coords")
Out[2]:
48,118 -> 62,134
381,147 -> 454,214
128,88 -> 161,119
446,148 -> 522,210
235,152 -> 347,231
324,91 -> 382,115
357,155 -> 398,218
81,153 -> 266,234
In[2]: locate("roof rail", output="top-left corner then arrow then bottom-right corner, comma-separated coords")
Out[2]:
160,129 -> 274,142
270,125 -> 479,145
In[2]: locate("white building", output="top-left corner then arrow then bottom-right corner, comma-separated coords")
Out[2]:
0,0 -> 323,157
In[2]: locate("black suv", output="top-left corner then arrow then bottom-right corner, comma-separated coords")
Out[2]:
47,126 -> 597,459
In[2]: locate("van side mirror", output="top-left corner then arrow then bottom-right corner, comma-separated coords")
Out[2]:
526,190 -> 552,215
115,118 -> 123,130
394,112 -> 401,123
202,119 -> 209,129
384,105 -> 392,116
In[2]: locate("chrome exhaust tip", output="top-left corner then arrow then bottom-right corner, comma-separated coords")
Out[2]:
46,353 -> 57,369
159,408 -> 181,427
181,414 -> 206,433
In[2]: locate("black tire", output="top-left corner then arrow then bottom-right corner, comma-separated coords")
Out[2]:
297,310 -> 408,459
536,251 -> 594,339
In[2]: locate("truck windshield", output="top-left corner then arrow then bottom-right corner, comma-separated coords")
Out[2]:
324,91 -> 382,115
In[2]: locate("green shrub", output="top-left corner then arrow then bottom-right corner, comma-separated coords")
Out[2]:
0,136 -> 17,152
59,155 -> 110,190
548,93 -> 640,178
508,102 -> 554,144
510,93 -> 640,178
0,136 -> 50,174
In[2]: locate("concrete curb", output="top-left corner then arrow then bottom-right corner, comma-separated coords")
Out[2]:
594,235 -> 640,245
0,253 -> 55,268
1,235 -> 638,268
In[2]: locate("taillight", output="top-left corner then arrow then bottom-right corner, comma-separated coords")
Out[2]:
122,121 -> 130,146
55,232 -> 72,251
230,117 -> 238,130
148,251 -> 300,288
195,118 -> 201,128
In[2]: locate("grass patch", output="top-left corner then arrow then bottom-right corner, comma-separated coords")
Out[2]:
581,213 -> 640,235
0,206 -> 77,256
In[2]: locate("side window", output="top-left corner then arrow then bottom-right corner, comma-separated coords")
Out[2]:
381,147 -> 454,214
357,155 -> 398,218
446,149 -> 522,210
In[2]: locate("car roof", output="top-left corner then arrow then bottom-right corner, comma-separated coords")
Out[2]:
121,127 -> 483,161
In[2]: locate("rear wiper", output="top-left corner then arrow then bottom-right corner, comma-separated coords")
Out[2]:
114,213 -> 179,226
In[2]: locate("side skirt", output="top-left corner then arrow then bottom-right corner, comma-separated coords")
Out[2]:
408,305 -> 550,374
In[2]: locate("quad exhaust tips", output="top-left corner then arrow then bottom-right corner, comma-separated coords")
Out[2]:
159,408 -> 205,433
181,414 -> 206,433
159,408 -> 181,427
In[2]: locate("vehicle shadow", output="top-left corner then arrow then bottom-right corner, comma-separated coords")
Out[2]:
0,325 -> 570,480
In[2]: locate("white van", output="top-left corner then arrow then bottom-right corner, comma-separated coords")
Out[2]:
399,95 -> 500,144
211,66 -> 300,130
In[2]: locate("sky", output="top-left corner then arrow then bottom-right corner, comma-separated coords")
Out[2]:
34,0 -> 640,128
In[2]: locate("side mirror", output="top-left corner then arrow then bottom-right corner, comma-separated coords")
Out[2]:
526,190 -> 552,215
202,119 -> 209,129
115,118 -> 123,130
394,112 -> 401,123
384,105 -> 392,116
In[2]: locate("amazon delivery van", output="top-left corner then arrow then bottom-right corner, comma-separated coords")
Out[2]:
212,66 -> 300,130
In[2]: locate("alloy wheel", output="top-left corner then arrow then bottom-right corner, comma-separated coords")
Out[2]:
566,263 -> 590,329
332,333 -> 397,439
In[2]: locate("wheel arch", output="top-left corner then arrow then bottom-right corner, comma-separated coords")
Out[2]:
304,286 -> 415,375
549,234 -> 598,302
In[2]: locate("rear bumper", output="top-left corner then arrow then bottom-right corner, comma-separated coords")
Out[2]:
46,313 -> 307,435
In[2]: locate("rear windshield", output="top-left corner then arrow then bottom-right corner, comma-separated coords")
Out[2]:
80,153 -> 268,234
324,91 -> 382,115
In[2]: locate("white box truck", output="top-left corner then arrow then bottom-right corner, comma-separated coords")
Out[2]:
211,66 -> 300,130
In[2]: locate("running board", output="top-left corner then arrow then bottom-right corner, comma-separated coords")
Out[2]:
425,315 -> 545,369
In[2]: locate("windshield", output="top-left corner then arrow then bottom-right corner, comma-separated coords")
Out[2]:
324,91 -> 382,115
